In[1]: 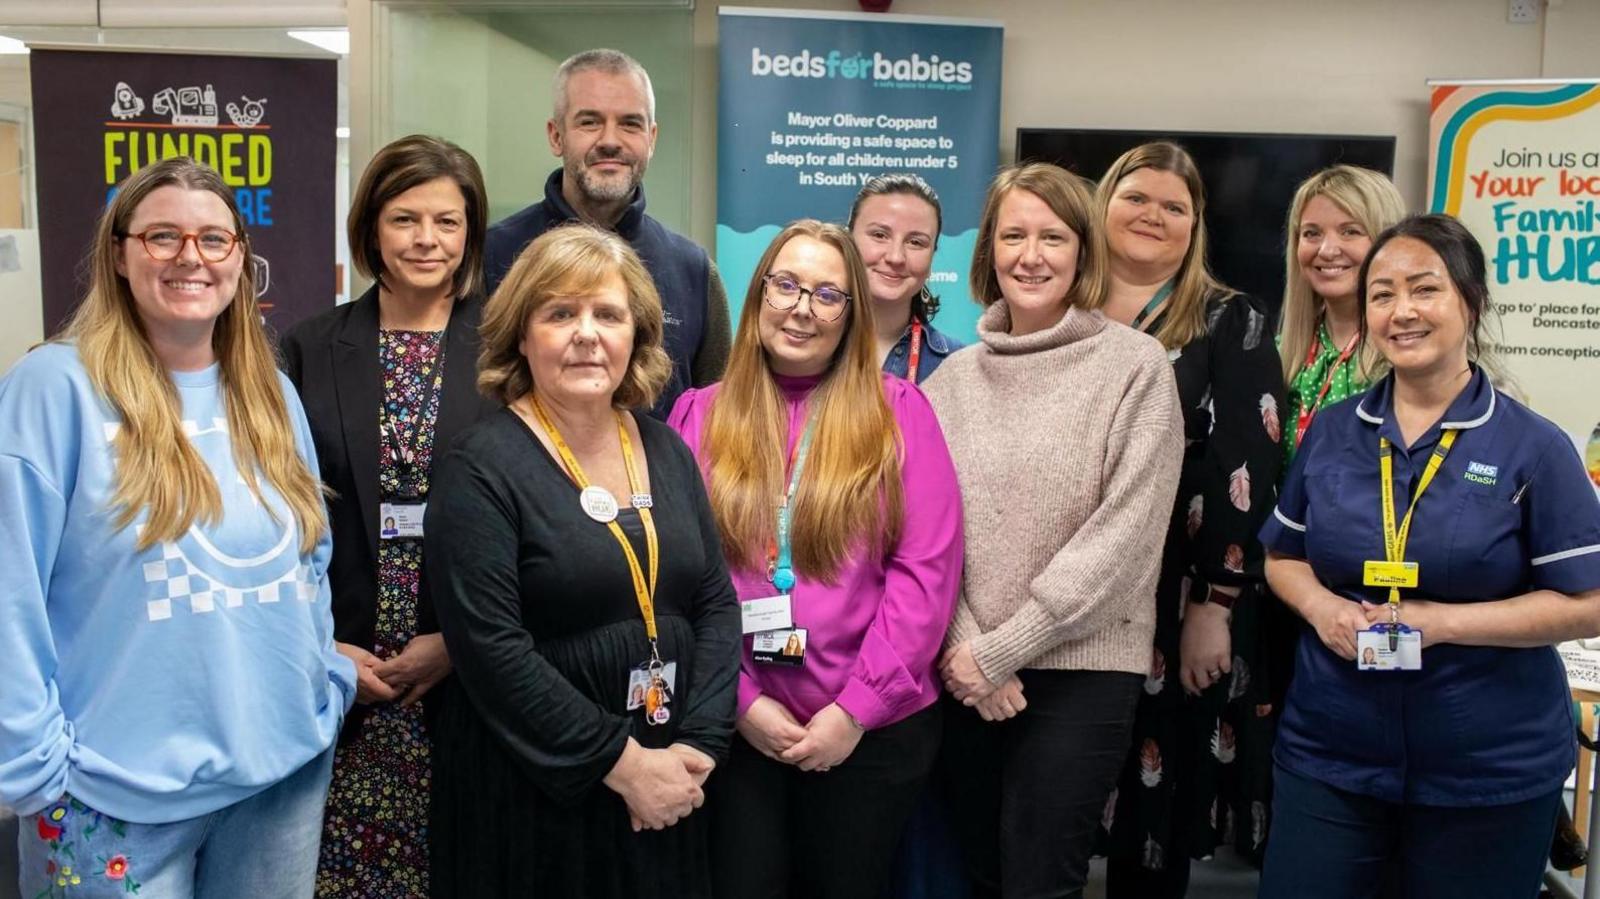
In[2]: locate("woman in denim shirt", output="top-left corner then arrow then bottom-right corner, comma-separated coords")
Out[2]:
849,174 -> 964,385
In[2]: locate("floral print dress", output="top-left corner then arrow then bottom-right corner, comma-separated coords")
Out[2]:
316,329 -> 444,898
1100,293 -> 1286,882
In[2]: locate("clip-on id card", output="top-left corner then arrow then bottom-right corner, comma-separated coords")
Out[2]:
753,628 -> 807,666
1357,626 -> 1422,671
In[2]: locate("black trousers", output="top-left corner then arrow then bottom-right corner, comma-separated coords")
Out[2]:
709,703 -> 941,899
941,669 -> 1142,899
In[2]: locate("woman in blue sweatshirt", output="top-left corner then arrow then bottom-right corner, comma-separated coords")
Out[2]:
0,158 -> 355,898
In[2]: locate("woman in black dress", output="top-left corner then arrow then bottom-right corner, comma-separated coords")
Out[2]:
1094,142 -> 1286,896
425,224 -> 741,898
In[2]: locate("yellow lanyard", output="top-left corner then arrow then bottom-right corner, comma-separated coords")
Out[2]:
1378,428 -> 1458,608
529,395 -> 662,651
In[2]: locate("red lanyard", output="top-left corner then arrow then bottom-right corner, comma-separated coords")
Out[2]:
1294,329 -> 1360,447
905,320 -> 924,384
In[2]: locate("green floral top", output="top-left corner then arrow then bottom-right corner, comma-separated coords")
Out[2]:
1282,323 -> 1371,466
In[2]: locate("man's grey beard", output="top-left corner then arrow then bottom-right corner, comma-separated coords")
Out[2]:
569,158 -> 644,205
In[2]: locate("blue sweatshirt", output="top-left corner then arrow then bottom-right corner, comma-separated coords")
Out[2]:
0,343 -> 356,823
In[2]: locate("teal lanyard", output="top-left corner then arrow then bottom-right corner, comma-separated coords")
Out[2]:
769,415 -> 818,592
1130,280 -> 1175,333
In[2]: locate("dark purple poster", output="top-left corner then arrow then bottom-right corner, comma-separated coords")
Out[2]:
30,48 -> 336,336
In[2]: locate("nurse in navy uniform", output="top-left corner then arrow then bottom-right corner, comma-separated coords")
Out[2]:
1258,214 -> 1600,899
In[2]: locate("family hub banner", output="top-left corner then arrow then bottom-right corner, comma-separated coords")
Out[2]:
1427,79 -> 1600,485
717,8 -> 1003,341
31,48 -> 336,336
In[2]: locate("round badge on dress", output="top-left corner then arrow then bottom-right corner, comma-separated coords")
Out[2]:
580,485 -> 619,523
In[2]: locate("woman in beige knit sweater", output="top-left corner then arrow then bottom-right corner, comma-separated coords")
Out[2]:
920,163 -> 1183,898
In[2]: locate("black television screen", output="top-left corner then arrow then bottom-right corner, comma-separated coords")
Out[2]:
1015,128 -> 1397,322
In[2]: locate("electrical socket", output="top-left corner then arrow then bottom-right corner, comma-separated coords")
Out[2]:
1508,0 -> 1540,23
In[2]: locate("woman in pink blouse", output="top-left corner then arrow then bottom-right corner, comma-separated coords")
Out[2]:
669,219 -> 963,899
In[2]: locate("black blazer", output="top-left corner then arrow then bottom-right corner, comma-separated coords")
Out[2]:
279,286 -> 501,655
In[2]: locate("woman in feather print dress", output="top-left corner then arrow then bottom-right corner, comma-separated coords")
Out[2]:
1093,142 -> 1286,897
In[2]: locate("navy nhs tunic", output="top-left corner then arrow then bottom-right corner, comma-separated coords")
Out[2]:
1259,366 -> 1600,807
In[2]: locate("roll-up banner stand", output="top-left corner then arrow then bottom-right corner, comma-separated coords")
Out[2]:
717,7 -> 1002,341
1427,79 -> 1600,483
31,47 -> 337,337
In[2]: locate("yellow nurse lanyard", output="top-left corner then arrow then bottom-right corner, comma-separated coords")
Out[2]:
529,395 -> 662,657
1375,428 -> 1459,646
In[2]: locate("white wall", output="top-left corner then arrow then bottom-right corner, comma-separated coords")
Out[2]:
0,229 -> 42,368
688,0 -> 1589,248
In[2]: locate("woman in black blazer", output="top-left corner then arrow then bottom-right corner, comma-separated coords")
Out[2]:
280,135 -> 499,898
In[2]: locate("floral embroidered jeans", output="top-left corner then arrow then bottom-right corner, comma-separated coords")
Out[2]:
16,746 -> 334,899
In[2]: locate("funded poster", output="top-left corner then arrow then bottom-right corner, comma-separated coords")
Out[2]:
31,48 -> 336,336
1428,80 -> 1600,480
718,8 -> 1002,340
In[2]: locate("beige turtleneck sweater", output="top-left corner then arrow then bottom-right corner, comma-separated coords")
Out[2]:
921,300 -> 1183,683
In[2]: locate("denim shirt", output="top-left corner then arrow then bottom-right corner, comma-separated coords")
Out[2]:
881,319 -> 963,385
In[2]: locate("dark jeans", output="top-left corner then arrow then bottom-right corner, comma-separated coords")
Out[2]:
1259,763 -> 1561,899
942,669 -> 1142,899
708,703 -> 941,899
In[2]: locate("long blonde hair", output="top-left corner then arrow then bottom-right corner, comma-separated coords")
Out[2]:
1094,141 -> 1234,350
60,157 -> 326,553
698,220 -> 904,581
1279,165 -> 1406,384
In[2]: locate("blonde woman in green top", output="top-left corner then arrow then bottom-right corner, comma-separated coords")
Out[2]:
1278,166 -> 1405,463
1262,165 -> 1408,813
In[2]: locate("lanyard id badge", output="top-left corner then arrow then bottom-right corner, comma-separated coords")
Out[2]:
626,661 -> 677,725
1360,428 -> 1457,665
379,501 -> 426,539
1358,625 -> 1422,671
529,396 -> 672,725
753,628 -> 807,666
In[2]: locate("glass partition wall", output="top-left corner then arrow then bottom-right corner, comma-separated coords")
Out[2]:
359,1 -> 697,234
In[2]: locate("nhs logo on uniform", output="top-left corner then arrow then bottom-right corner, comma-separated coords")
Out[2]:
1465,461 -> 1499,486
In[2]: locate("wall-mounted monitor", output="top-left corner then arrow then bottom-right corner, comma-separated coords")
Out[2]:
1015,128 -> 1397,321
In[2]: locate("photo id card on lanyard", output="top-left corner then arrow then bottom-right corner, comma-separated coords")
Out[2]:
529,395 -> 674,725
379,501 -> 425,539
756,413 -> 817,667
1358,429 -> 1458,671
1358,626 -> 1422,671
627,661 -> 677,725
753,628 -> 807,666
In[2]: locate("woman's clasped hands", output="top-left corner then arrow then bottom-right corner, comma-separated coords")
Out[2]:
605,738 -> 716,832
940,641 -> 1026,722
736,696 -> 864,772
